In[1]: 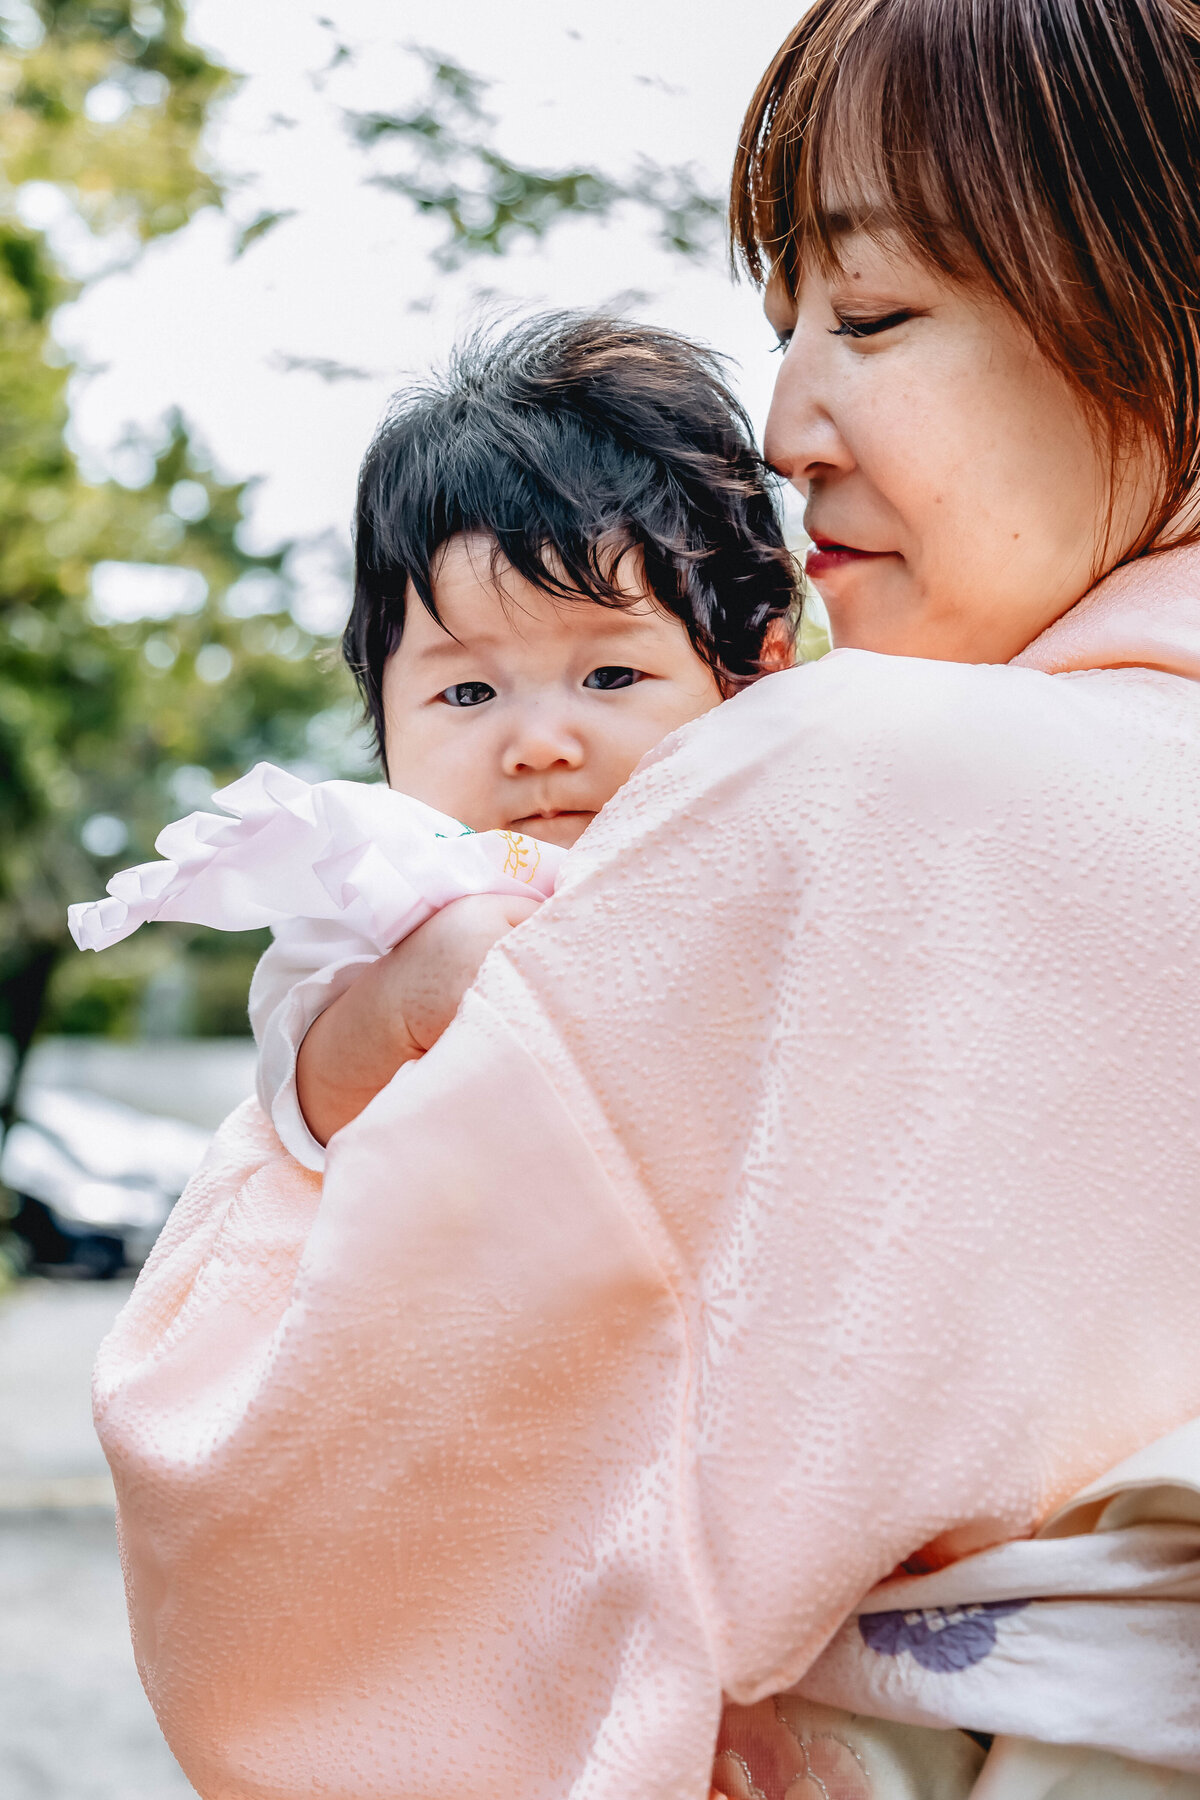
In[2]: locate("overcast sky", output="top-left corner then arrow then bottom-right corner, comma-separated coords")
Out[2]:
57,1 -> 804,630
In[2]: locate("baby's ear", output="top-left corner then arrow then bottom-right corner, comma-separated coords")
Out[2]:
759,617 -> 798,674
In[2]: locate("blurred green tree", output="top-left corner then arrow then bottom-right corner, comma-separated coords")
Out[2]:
345,46 -> 726,267
0,0 -> 358,1132
0,9 -> 816,1161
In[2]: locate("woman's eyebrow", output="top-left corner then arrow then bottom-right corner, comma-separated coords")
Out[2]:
821,202 -> 888,240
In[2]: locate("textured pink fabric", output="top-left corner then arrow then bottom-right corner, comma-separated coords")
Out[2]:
95,548 -> 1200,1799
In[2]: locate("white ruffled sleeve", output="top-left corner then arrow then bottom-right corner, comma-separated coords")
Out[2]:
68,762 -> 565,1169
248,921 -> 382,1170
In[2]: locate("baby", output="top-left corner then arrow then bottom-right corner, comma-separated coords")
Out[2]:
284,314 -> 796,1155
73,313 -> 797,1163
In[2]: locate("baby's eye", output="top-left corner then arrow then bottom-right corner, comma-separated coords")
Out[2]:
583,666 -> 643,691
438,681 -> 496,708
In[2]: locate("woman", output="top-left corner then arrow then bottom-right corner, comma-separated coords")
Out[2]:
95,1 -> 1200,1795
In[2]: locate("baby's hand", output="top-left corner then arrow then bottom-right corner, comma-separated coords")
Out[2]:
385,894 -> 540,1056
296,893 -> 539,1149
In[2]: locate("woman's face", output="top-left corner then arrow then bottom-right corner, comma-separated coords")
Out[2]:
763,226 -> 1157,662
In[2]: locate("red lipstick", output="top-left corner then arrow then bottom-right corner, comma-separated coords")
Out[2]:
804,534 -> 890,580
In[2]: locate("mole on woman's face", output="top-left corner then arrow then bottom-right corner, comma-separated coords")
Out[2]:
762,222 -> 1156,664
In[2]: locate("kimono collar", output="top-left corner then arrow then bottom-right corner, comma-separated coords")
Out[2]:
1015,540 -> 1200,680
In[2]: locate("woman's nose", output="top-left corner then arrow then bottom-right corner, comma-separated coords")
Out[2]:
763,333 -> 855,492
502,705 -> 586,776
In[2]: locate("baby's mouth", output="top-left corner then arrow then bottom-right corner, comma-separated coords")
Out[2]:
508,809 -> 596,846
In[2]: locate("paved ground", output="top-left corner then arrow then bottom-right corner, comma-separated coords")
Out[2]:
0,1278 -> 196,1799
0,1038 -> 256,1795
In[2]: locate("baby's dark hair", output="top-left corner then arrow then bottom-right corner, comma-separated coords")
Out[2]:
344,312 -> 798,766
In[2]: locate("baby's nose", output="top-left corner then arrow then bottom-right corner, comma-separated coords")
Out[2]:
503,710 -> 585,774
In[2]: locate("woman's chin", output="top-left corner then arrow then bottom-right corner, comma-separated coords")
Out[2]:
818,567 -> 923,657
820,570 -> 986,662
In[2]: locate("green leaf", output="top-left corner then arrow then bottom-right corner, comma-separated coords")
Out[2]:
233,207 -> 296,258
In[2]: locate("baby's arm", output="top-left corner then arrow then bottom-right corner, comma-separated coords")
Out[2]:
295,893 -> 539,1149
250,918 -> 384,1169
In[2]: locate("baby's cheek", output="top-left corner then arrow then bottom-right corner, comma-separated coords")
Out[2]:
622,683 -> 722,771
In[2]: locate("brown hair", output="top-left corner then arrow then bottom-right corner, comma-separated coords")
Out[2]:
730,0 -> 1200,556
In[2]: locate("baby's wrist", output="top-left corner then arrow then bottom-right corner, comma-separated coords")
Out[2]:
295,958 -> 420,1145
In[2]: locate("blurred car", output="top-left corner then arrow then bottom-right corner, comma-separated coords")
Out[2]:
1,1085 -> 211,1278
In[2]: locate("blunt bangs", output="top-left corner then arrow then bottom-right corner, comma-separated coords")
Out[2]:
731,0 -> 1200,554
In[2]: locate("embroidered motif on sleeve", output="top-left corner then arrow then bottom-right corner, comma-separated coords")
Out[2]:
713,1696 -> 872,1800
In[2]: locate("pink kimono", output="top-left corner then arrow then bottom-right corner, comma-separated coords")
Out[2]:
94,548 -> 1200,1798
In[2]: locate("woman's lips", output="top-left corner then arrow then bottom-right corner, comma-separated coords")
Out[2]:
804,537 -> 891,580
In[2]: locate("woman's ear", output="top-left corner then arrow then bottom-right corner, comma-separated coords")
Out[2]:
759,616 -> 799,673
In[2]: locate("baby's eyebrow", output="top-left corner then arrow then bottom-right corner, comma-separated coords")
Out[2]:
410,633 -> 480,661
411,611 -> 664,659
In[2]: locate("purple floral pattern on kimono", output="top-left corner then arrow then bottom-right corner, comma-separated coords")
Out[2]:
858,1599 -> 1030,1672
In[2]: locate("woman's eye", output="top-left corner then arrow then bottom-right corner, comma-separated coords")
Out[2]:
583,666 -> 643,691
438,681 -> 496,708
829,309 -> 913,340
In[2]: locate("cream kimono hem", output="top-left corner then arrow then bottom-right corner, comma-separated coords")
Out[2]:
716,1706 -> 1200,1800
716,1415 -> 1200,1796
95,549 -> 1200,1798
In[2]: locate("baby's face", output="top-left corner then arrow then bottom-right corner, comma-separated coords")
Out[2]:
380,533 -> 723,848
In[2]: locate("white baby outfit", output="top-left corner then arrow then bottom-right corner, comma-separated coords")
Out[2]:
68,760 -> 564,1167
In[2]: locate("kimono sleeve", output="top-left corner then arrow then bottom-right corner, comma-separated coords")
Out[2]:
94,650 -> 1200,1800
96,997 -> 723,1800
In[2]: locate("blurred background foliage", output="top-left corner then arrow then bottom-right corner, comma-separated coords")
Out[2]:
0,2 -> 818,1136
342,45 -> 724,267
0,0 -> 363,1128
